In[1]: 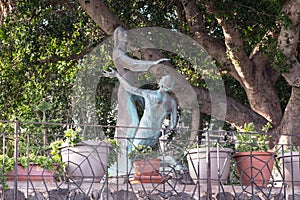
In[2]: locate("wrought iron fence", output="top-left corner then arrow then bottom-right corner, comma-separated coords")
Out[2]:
0,120 -> 300,199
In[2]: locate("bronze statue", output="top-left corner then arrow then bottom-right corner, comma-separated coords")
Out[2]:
104,68 -> 177,151
112,27 -> 169,147
108,27 -> 193,184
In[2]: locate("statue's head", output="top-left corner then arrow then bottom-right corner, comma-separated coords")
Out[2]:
159,75 -> 174,91
114,27 -> 128,48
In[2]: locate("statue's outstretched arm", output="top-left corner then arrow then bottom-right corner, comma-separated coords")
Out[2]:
103,68 -> 144,96
113,26 -> 169,72
114,52 -> 169,72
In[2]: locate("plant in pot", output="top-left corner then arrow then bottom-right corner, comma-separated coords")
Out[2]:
233,122 -> 275,187
6,153 -> 64,182
186,132 -> 234,185
129,144 -> 165,183
276,145 -> 300,186
0,155 -> 15,190
0,142 -> 64,190
50,129 -> 119,182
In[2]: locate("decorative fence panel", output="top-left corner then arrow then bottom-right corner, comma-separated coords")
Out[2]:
0,121 -> 299,199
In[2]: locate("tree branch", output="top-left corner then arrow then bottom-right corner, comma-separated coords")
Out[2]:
181,0 -> 240,81
194,86 -> 269,130
204,0 -> 255,89
0,0 -> 15,25
278,0 -> 300,87
204,0 -> 283,125
38,45 -> 94,64
76,0 -> 127,34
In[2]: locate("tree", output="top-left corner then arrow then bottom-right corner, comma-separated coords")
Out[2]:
0,0 -> 104,123
1,0 -> 300,146
77,0 -> 300,146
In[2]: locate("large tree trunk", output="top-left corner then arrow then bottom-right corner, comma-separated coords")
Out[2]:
277,0 -> 300,145
182,0 -> 283,130
277,87 -> 300,145
203,0 -> 283,127
194,86 -> 268,129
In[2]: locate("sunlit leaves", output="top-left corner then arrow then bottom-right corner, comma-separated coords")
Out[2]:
0,0 -> 103,121
106,0 -> 180,29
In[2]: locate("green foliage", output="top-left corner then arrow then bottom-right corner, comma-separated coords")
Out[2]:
0,141 -> 65,190
277,146 -> 300,155
275,76 -> 292,111
0,155 -> 14,174
215,0 -> 286,51
236,123 -> 270,152
236,133 -> 269,152
106,0 -> 180,29
223,75 -> 249,106
17,139 -> 64,171
16,153 -> 63,172
262,122 -> 273,133
0,0 -> 296,152
261,38 -> 293,73
63,129 -> 82,147
129,145 -> 160,160
49,140 -> 63,158
0,0 -> 103,121
242,122 -> 255,133
105,138 -> 121,167
0,155 -> 14,190
48,129 -> 82,157
95,77 -> 118,137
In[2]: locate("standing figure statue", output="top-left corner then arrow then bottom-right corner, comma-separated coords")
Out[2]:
113,27 -> 169,143
111,27 -> 169,175
104,68 -> 177,151
109,27 -> 194,184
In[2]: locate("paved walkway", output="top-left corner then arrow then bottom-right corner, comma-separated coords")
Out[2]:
6,179 -> 300,199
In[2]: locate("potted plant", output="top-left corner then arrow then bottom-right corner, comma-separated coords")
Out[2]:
1,153 -> 63,191
0,155 -> 16,190
50,129 -> 119,182
186,132 -> 234,184
233,122 -> 275,187
129,145 -> 165,183
6,153 -> 63,182
277,146 -> 300,186
0,139 -> 64,189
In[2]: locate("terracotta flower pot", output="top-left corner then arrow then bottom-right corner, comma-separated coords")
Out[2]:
130,158 -> 172,184
133,158 -> 161,176
233,151 -> 275,187
7,163 -> 56,182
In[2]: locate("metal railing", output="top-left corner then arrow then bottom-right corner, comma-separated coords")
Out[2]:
0,120 -> 299,199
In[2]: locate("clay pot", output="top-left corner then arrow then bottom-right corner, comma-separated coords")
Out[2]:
61,141 -> 111,182
278,152 -> 300,186
7,163 -> 56,182
186,147 -> 233,184
133,158 -> 161,176
233,151 -> 275,187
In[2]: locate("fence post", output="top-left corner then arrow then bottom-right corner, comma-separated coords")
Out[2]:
206,131 -> 212,199
14,121 -> 19,200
